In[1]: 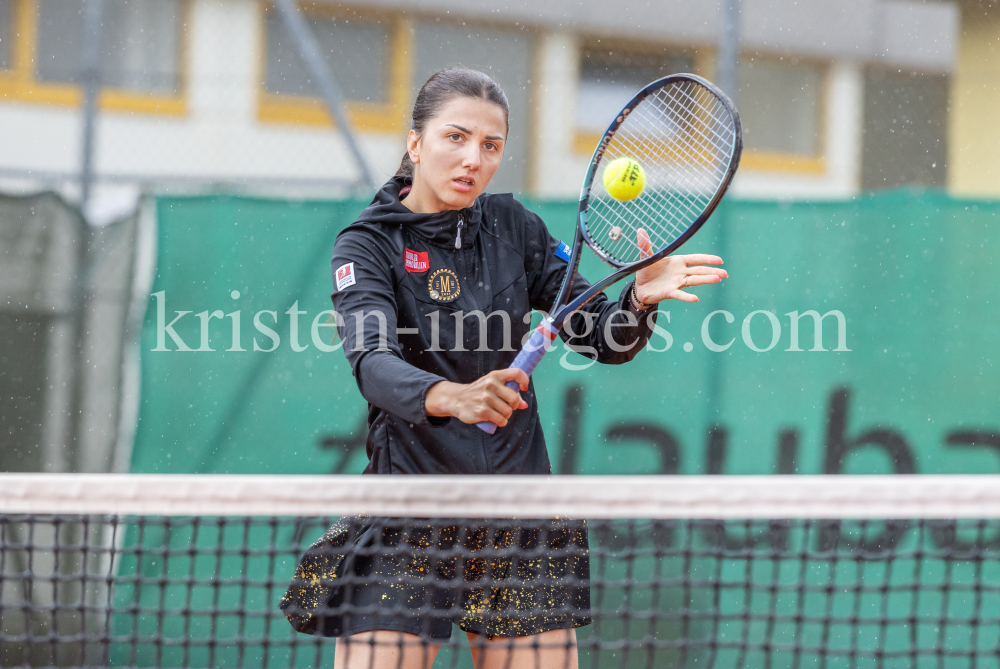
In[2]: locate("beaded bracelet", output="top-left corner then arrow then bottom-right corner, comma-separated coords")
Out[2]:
630,284 -> 653,311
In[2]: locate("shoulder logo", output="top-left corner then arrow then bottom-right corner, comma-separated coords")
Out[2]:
554,240 -> 572,262
427,268 -> 460,302
335,262 -> 356,291
404,248 -> 429,273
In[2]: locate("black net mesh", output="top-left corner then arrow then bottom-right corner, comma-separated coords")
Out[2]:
1,514 -> 998,668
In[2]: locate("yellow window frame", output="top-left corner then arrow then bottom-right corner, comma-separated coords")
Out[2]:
0,0 -> 188,115
257,3 -> 412,133
740,150 -> 826,175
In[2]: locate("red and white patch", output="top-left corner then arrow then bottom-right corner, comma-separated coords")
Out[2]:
404,248 -> 429,273
335,262 -> 356,291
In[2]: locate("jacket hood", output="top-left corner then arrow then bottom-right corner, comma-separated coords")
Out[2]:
354,176 -> 483,250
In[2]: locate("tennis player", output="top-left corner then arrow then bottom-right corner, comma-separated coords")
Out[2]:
282,68 -> 727,669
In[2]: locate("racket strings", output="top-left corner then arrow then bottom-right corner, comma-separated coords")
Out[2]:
599,86 -> 731,248
663,85 -> 736,158
608,121 -> 714,219
586,79 -> 737,265
611,86 -> 732,249
647,85 -> 733,174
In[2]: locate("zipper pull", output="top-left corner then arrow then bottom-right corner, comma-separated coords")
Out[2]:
455,215 -> 464,249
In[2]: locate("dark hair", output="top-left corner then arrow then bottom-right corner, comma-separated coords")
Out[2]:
396,68 -> 510,177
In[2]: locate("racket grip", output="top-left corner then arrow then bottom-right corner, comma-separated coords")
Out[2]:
476,324 -> 556,434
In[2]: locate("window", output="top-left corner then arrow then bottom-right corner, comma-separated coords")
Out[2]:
259,6 -> 409,132
412,20 -> 533,194
36,0 -> 183,94
0,0 -> 186,113
576,46 -> 694,146
737,57 -> 825,172
264,12 -> 388,103
861,68 -> 948,190
0,0 -> 12,70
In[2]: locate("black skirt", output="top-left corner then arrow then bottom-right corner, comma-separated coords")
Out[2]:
280,516 -> 591,640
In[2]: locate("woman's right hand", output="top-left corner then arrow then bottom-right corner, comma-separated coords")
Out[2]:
425,369 -> 530,427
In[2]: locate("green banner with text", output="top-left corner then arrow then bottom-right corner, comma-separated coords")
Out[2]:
133,190 -> 1000,479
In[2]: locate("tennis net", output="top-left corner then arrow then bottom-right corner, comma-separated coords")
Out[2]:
1,474 -> 999,669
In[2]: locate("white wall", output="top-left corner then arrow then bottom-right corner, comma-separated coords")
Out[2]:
531,31 -> 586,199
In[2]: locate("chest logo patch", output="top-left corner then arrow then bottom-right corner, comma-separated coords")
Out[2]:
428,268 -> 461,302
404,248 -> 429,273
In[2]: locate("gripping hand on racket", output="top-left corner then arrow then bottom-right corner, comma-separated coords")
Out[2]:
634,228 -> 728,305
426,368 -> 529,428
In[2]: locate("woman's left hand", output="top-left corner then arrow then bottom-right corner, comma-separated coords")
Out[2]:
633,228 -> 728,305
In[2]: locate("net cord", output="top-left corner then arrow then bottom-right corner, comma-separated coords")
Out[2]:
1,474 -> 999,519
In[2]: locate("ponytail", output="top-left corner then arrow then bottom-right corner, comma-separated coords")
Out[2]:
396,153 -> 414,178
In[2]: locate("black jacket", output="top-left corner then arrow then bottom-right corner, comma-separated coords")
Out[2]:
330,177 -> 658,475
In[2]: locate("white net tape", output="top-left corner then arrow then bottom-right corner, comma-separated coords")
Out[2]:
587,79 -> 737,265
1,474 -> 999,519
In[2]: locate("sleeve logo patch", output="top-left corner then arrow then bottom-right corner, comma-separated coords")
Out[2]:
555,240 -> 572,262
335,262 -> 356,291
404,248 -> 429,273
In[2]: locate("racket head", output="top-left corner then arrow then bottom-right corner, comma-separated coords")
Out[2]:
578,74 -> 742,269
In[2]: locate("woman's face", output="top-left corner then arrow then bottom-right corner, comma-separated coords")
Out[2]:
405,96 -> 507,213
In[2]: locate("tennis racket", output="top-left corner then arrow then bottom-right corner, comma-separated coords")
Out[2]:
478,73 -> 742,434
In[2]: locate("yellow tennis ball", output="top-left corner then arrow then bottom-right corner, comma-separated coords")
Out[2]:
602,157 -> 646,201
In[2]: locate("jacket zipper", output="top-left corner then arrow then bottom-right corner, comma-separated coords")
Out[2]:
456,237 -> 492,472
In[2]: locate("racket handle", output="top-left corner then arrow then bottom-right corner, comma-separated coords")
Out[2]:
476,323 -> 557,434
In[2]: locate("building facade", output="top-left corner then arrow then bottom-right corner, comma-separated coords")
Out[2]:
0,0 -> 961,202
